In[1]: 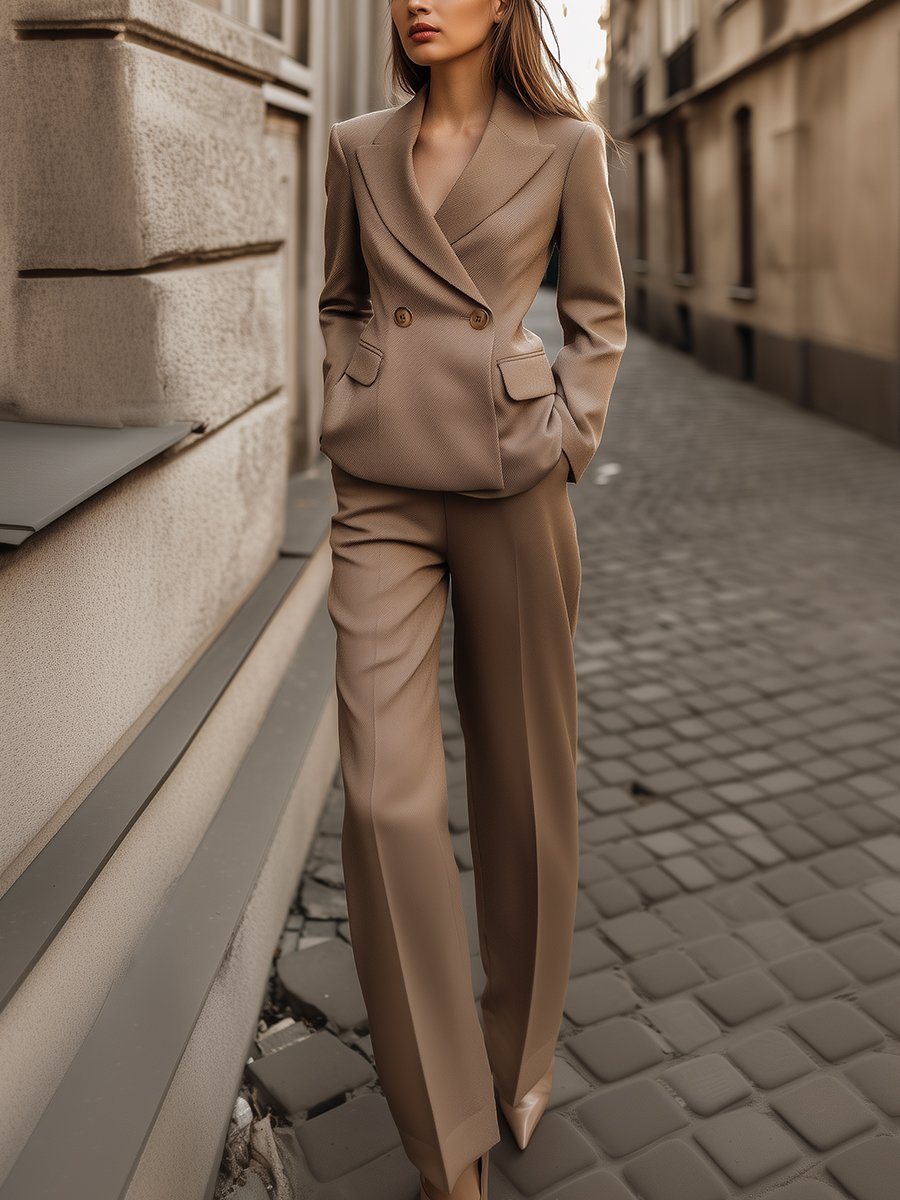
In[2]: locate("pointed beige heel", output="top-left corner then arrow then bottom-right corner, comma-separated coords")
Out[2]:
419,1149 -> 489,1200
495,1059 -> 555,1151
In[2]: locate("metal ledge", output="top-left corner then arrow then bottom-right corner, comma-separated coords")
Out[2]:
0,419 -> 199,547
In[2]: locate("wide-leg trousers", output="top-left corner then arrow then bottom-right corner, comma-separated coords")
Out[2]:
325,450 -> 582,1194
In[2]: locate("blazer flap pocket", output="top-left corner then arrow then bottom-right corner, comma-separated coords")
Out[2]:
345,340 -> 383,386
497,351 -> 556,401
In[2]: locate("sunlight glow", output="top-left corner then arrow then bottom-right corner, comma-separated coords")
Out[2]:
541,0 -> 609,104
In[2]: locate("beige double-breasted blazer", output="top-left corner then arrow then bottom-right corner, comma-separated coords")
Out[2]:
317,80 -> 627,499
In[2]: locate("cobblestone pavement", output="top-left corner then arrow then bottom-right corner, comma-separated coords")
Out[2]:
238,305 -> 900,1200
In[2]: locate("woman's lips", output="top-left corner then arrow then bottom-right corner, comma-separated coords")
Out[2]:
410,29 -> 439,42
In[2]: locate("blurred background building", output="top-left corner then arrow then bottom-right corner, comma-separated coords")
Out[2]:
606,0 -> 900,445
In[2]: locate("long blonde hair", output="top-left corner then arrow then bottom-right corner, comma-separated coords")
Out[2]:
387,0 -> 618,150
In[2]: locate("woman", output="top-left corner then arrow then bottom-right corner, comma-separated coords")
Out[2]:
317,2 -> 627,1196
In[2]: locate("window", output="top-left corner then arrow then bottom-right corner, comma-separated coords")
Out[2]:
735,106 -> 754,289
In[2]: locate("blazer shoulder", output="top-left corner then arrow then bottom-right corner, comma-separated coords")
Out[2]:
330,106 -> 398,154
535,111 -> 604,151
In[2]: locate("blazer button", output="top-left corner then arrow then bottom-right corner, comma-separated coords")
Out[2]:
468,307 -> 489,329
394,306 -> 413,327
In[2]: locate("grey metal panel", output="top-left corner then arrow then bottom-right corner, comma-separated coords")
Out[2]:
0,597 -> 336,1200
281,463 -> 337,558
0,554 -> 305,1013
0,419 -> 198,546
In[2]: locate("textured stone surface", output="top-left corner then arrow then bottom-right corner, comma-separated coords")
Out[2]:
693,1109 -> 803,1185
576,1078 -> 689,1157
769,1075 -> 879,1150
662,1053 -> 752,1115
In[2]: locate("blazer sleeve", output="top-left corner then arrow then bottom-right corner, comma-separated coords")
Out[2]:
318,123 -> 373,396
550,121 -> 628,484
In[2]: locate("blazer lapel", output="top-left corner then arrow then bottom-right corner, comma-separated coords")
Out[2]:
355,82 -> 555,307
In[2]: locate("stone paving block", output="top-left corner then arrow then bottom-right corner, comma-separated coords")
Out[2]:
600,912 -> 678,958
769,824 -> 827,859
602,842 -> 656,872
293,1093 -> 401,1181
552,1170 -> 635,1199
696,844 -> 756,880
247,1029 -> 375,1116
843,1053 -> 900,1117
658,854 -> 718,891
769,1075 -> 879,1150
683,822 -> 723,846
566,1016 -> 667,1082
769,949 -> 854,999
582,815 -> 632,843
564,972 -> 639,1025
882,917 -> 900,946
622,1139 -> 728,1200
579,852 -> 618,886
844,804 -> 896,836
804,813 -> 859,847
623,801 -> 689,834
708,813 -> 758,838
672,788 -> 725,817
742,799 -> 793,829
692,1107 -> 803,1186
706,884 -> 776,923
857,978 -> 900,1036
583,786 -> 640,816
786,890 -> 882,940
861,877 -> 900,914
828,933 -> 900,983
861,834 -> 900,871
661,1052 -> 752,1116
277,938 -> 368,1033
875,792 -> 900,818
575,1077 -> 689,1157
713,781 -> 763,806
782,794 -> 827,819
727,1028 -> 816,1088
787,1000 -> 885,1061
826,1135 -> 900,1200
686,935 -> 757,978
695,969 -> 787,1025
644,998 -> 720,1053
575,890 -> 602,929
569,928 -> 621,976
737,919 -> 810,961
628,864 -> 683,902
757,865 -> 831,905
774,1179 -> 849,1199
491,1111 -> 598,1195
655,897 -> 725,938
586,878 -> 644,917
639,830 -> 696,857
733,834 -> 787,866
811,848 -> 883,887
626,949 -> 706,999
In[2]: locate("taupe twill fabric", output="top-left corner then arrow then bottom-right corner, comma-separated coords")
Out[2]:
327,452 -> 581,1193
318,81 -> 627,498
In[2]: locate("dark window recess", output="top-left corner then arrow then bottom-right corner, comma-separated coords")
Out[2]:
736,323 -> 755,381
677,121 -> 693,277
735,106 -> 754,288
665,33 -> 694,98
632,71 -> 646,120
635,285 -> 648,331
676,303 -> 693,353
636,149 -> 648,261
